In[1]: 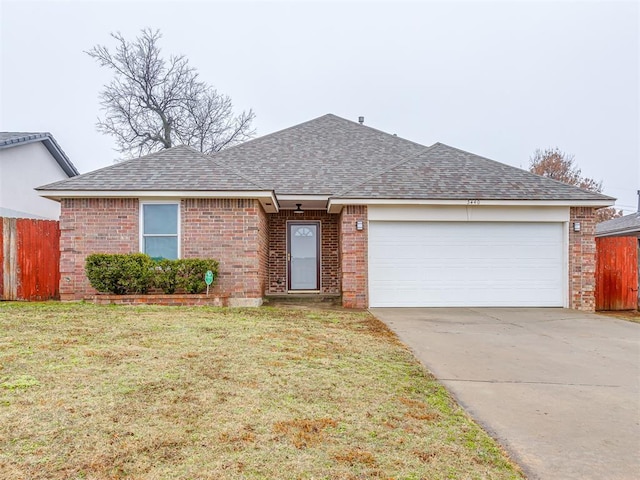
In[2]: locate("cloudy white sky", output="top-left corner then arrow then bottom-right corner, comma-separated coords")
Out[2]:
1,0 -> 638,212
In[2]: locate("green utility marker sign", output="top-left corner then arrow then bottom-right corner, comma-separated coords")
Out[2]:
205,270 -> 214,295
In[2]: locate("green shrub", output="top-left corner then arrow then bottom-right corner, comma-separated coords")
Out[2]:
85,253 -> 155,295
176,258 -> 219,294
85,254 -> 219,295
153,259 -> 179,294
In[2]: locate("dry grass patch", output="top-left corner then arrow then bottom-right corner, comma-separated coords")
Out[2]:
0,302 -> 523,479
273,418 -> 337,449
599,310 -> 640,323
334,448 -> 377,466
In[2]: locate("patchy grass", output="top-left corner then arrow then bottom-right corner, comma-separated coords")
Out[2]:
0,302 -> 523,479
598,310 -> 640,324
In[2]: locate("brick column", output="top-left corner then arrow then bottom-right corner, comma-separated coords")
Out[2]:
340,205 -> 368,308
568,206 -> 597,311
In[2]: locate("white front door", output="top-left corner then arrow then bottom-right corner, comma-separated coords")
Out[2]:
368,221 -> 564,307
288,222 -> 320,291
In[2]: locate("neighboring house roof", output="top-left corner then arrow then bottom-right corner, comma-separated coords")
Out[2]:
596,212 -> 640,237
0,132 -> 80,177
0,207 -> 49,220
35,114 -> 614,206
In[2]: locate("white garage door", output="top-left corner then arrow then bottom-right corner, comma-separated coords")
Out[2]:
368,221 -> 564,307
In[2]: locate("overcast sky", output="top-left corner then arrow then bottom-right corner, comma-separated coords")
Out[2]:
1,0 -> 638,213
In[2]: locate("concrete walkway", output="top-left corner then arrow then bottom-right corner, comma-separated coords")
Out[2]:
370,308 -> 640,480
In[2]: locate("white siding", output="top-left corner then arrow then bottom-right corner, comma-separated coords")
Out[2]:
0,142 -> 68,219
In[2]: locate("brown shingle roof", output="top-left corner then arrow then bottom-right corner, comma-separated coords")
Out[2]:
38,145 -> 266,191
336,142 -> 614,201
36,114 -> 614,204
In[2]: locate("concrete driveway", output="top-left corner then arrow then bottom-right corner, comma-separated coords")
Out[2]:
370,308 -> 640,480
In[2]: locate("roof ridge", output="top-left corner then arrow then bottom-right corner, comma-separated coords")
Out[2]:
335,143 -> 438,196
431,142 -> 616,201
325,114 -> 429,149
180,145 -> 270,191
209,114 -> 338,158
210,113 -> 428,160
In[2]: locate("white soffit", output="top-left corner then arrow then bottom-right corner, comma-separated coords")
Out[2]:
37,190 -> 280,213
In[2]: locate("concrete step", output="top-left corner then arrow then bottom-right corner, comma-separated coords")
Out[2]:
263,294 -> 342,308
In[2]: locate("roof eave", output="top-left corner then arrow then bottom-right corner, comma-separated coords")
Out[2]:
327,198 -> 616,214
596,228 -> 640,237
41,137 -> 80,177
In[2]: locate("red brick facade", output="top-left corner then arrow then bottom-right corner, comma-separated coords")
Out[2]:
339,205 -> 368,309
267,210 -> 340,294
59,199 -> 597,311
568,206 -> 597,311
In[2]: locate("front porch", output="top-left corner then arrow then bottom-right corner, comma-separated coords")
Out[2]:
265,206 -> 368,308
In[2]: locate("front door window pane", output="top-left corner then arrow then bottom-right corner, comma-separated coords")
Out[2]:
290,224 -> 318,290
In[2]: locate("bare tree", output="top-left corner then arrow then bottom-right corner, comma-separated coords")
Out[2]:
529,147 -> 622,222
87,29 -> 255,158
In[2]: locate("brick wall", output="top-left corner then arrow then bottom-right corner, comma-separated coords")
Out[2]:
340,205 -> 368,308
569,206 -> 597,311
268,210 -> 339,294
59,198 -> 139,300
182,199 -> 267,301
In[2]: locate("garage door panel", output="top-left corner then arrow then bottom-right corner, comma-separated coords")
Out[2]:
368,221 -> 564,307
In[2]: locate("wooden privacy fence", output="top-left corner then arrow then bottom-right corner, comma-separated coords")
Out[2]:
1,217 -> 60,301
595,236 -> 639,311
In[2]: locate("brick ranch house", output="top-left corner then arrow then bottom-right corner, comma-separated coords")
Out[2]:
37,114 -> 614,309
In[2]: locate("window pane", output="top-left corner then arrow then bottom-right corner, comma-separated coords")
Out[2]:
144,236 -> 178,260
144,204 -> 178,234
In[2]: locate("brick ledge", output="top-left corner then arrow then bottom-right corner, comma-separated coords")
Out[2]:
87,294 -> 229,307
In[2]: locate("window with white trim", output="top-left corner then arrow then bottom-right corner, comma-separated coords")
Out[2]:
141,202 -> 179,259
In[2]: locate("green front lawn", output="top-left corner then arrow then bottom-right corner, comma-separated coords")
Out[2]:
0,303 -> 523,479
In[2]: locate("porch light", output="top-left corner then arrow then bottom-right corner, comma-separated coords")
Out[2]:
294,203 -> 304,214
356,220 -> 364,231
573,222 -> 581,232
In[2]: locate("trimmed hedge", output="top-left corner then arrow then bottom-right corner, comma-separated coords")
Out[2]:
85,254 -> 219,295
174,259 -> 219,294
154,258 -> 219,294
85,253 -> 154,295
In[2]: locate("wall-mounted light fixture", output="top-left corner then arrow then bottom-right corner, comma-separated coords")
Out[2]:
573,222 -> 581,232
294,203 -> 303,214
355,220 -> 364,231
